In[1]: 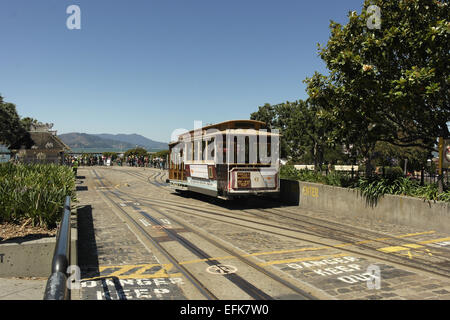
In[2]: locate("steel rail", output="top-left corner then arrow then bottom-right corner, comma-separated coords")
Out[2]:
43,196 -> 72,300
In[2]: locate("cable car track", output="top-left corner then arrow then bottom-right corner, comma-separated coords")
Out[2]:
92,167 -> 450,280
103,168 -> 450,258
91,169 -> 315,300
119,168 -> 450,259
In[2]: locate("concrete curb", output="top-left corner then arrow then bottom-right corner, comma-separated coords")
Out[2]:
69,210 -> 80,300
0,212 -> 78,279
281,179 -> 450,234
0,237 -> 55,278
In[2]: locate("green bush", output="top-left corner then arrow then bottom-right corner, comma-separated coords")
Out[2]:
353,175 -> 447,204
0,163 -> 76,228
385,166 -> 404,177
280,165 -> 449,203
280,166 -> 326,183
280,165 -> 303,181
437,190 -> 450,202
357,175 -> 409,206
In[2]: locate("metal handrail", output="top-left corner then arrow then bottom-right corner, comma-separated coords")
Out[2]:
43,196 -> 72,300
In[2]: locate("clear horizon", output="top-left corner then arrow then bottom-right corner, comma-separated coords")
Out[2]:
60,132 -> 169,144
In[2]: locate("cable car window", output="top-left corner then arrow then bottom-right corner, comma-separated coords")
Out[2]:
207,137 -> 215,161
245,136 -> 249,164
202,140 -> 206,161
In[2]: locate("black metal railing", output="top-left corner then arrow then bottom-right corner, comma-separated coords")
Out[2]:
43,196 -> 72,300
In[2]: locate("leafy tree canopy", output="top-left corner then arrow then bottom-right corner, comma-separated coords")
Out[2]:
153,150 -> 169,158
0,95 -> 33,149
305,0 -> 449,160
124,147 -> 149,158
102,152 -> 118,160
251,99 -> 347,167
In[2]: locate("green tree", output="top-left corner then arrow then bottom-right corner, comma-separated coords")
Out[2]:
153,150 -> 169,158
251,102 -> 294,158
0,95 -> 33,149
373,140 -> 432,171
285,99 -> 345,169
250,103 -> 278,128
20,117 -> 39,131
124,147 -> 148,158
305,0 -> 449,174
251,99 -> 347,168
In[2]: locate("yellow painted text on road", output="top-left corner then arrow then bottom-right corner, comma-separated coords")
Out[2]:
82,263 -> 182,281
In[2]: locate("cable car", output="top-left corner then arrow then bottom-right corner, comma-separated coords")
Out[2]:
168,120 -> 280,199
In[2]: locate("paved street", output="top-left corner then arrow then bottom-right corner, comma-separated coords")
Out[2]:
0,278 -> 47,300
74,166 -> 450,300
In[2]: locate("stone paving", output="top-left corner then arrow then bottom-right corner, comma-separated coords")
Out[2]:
168,206 -> 450,300
6,166 -> 448,300
0,278 -> 47,300
75,168 -> 186,300
74,166 -> 450,300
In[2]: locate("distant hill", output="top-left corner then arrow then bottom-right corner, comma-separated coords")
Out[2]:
94,133 -> 168,150
58,133 -> 168,151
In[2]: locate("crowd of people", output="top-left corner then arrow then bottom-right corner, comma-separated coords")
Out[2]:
125,155 -> 166,169
64,154 -> 167,169
65,155 -> 106,166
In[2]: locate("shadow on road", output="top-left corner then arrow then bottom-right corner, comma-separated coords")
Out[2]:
171,190 -> 293,211
76,205 -> 100,279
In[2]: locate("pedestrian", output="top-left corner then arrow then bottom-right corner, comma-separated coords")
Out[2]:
73,158 -> 79,176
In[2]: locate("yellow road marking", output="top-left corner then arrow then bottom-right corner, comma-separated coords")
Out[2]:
396,231 -> 435,238
379,244 -> 426,253
378,246 -> 410,253
80,230 -> 444,281
403,244 -> 424,249
257,253 -> 348,267
355,231 -> 435,245
243,246 -> 326,256
418,237 -> 450,245
107,265 -> 139,278
82,263 -> 182,281
82,233 -> 447,281
378,236 -> 450,253
177,231 -> 439,266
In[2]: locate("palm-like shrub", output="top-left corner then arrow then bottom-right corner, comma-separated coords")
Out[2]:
0,163 -> 76,228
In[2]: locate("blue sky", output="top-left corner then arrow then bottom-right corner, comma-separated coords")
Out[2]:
0,0 -> 365,143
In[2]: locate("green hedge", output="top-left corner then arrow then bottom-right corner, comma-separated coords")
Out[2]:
280,165 -> 449,203
0,163 -> 76,228
280,165 -> 354,187
358,175 -> 450,205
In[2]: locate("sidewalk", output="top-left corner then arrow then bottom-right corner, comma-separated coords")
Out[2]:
0,278 -> 46,300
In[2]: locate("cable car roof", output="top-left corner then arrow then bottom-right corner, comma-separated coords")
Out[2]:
170,120 -> 277,145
